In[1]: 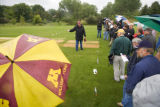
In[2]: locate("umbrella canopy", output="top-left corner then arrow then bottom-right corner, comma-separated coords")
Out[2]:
133,22 -> 144,27
0,34 -> 71,107
135,15 -> 160,32
103,17 -> 111,23
115,15 -> 127,22
115,15 -> 130,25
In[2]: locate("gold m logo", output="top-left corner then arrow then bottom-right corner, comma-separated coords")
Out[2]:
47,68 -> 61,88
0,99 -> 9,107
27,37 -> 42,43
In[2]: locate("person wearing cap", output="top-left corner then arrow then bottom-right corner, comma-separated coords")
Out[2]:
68,20 -> 86,51
132,46 -> 160,107
142,28 -> 156,50
117,38 -> 142,107
124,40 -> 160,107
109,29 -> 132,82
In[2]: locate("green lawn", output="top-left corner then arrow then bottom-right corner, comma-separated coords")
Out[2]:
0,24 -> 124,107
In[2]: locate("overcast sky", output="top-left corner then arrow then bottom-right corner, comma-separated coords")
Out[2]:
0,0 -> 160,12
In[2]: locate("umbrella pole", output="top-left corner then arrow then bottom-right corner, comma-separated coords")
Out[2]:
5,56 -> 14,63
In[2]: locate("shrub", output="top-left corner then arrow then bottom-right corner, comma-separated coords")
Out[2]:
32,14 -> 42,24
43,18 -> 47,24
10,18 -> 17,24
85,16 -> 98,25
81,20 -> 87,25
20,16 -> 25,24
62,17 -> 77,25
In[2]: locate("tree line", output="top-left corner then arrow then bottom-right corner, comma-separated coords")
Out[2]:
101,0 -> 160,19
0,0 -> 160,25
0,3 -> 51,24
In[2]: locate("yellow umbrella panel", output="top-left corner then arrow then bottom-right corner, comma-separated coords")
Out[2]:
0,34 -> 71,107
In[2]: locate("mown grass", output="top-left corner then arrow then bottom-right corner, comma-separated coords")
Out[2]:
0,24 -> 127,107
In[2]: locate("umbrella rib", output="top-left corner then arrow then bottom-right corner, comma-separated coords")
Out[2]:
136,16 -> 160,24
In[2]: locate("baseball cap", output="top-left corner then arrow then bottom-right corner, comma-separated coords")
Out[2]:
116,29 -> 125,33
138,40 -> 153,49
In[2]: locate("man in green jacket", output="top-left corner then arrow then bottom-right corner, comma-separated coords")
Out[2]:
110,29 -> 132,82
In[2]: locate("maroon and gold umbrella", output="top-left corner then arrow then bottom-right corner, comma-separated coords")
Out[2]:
0,34 -> 71,107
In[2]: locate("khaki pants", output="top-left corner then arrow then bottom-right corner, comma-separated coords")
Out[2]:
113,55 -> 125,81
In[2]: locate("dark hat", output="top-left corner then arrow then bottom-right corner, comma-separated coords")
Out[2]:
138,40 -> 153,49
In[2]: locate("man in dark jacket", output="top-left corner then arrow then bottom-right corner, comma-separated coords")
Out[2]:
125,40 -> 160,107
142,28 -> 156,50
97,20 -> 102,38
69,21 -> 86,51
132,48 -> 160,107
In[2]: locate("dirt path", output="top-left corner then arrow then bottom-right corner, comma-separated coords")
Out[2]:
0,37 -> 99,48
63,40 -> 99,48
67,40 -> 99,44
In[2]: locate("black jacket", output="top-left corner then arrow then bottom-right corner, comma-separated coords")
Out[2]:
127,49 -> 142,75
124,29 -> 129,38
128,28 -> 135,41
70,24 -> 86,41
117,20 -> 123,29
97,22 -> 102,30
110,28 -> 118,39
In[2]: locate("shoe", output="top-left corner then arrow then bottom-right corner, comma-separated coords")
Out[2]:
114,79 -> 120,82
114,78 -> 120,82
117,102 -> 123,107
115,80 -> 120,82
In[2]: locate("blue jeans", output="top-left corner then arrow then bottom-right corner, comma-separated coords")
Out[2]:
104,31 -> 109,40
76,40 -> 83,51
97,30 -> 101,38
122,81 -> 133,107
